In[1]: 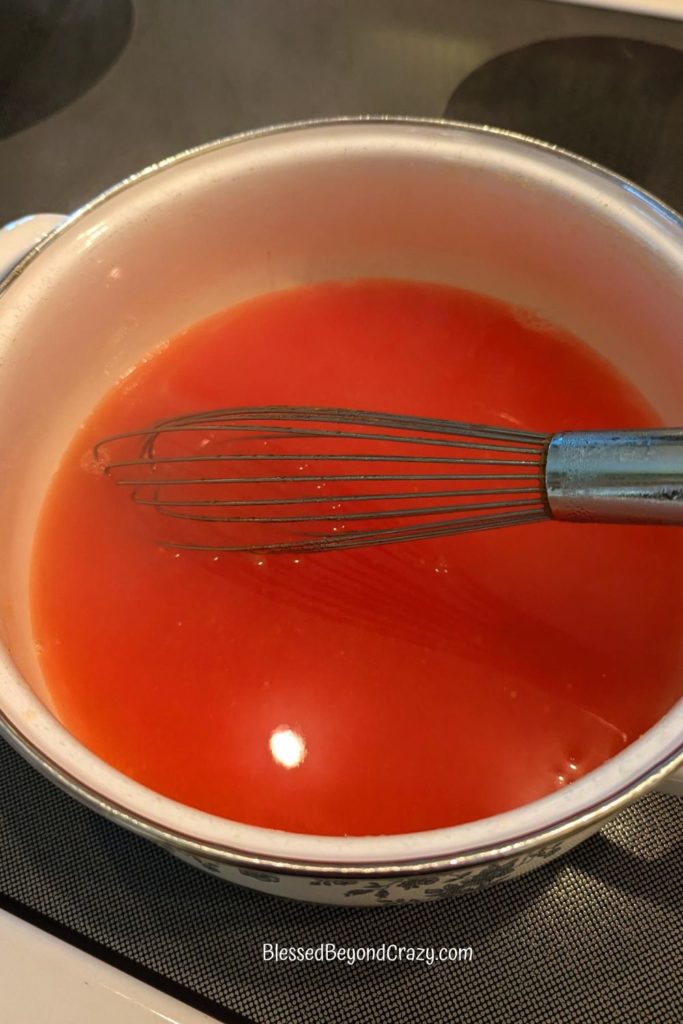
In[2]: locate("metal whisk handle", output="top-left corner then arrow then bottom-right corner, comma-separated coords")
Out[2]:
546,429 -> 683,524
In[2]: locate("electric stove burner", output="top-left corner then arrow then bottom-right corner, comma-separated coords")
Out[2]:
445,36 -> 683,212
0,0 -> 133,138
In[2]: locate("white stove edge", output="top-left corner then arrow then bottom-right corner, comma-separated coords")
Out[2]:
546,0 -> 683,19
0,908 -> 217,1024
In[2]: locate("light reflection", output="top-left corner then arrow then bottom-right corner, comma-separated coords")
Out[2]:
269,726 -> 307,769
79,220 -> 110,249
622,183 -> 681,227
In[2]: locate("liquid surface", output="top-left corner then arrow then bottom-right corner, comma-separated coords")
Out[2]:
31,281 -> 683,835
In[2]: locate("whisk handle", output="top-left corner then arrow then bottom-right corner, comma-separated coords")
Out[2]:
545,429 -> 683,525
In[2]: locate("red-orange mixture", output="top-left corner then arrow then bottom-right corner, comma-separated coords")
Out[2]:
31,281 -> 683,835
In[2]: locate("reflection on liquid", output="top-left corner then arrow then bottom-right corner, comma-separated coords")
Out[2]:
269,726 -> 307,769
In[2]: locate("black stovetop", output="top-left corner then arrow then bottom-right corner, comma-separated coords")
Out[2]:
1,0 -> 682,222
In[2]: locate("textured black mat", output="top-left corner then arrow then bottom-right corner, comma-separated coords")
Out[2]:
0,737 -> 681,1024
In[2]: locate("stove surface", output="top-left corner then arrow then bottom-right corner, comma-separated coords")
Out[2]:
0,0 -> 682,221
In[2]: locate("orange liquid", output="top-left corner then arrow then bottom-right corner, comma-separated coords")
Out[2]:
31,281 -> 683,835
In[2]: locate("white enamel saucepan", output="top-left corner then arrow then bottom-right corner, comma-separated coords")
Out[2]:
0,119 -> 681,905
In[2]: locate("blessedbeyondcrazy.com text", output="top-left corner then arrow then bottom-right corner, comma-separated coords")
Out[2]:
263,942 -> 474,966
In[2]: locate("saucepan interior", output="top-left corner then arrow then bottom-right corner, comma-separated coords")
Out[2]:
0,119 -> 681,874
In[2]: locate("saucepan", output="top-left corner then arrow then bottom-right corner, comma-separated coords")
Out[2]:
0,119 -> 681,905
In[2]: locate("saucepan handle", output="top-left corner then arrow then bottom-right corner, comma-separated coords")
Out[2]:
0,213 -> 68,281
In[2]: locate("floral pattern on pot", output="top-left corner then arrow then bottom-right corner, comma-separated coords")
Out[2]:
161,821 -> 602,905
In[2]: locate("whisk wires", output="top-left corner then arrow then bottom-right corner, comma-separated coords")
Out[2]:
94,407 -> 550,552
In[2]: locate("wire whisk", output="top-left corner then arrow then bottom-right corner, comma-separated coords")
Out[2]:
94,407 -> 683,553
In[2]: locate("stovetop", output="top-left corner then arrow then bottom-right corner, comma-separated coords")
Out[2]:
1,0 -> 683,221
0,3 -> 682,1024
